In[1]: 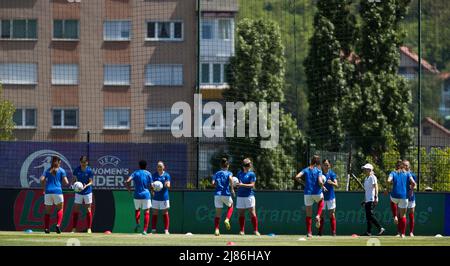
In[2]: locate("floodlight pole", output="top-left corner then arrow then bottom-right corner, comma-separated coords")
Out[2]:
417,0 -> 422,191
196,0 -> 201,189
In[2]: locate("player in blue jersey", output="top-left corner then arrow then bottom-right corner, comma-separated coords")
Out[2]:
71,156 -> 94,233
40,156 -> 69,234
212,158 -> 236,236
294,155 -> 326,237
236,158 -> 260,236
125,160 -> 153,235
387,160 -> 416,238
318,159 -> 338,236
403,160 -> 417,237
151,161 -> 171,235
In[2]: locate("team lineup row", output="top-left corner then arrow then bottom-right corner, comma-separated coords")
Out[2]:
39,155 -> 417,237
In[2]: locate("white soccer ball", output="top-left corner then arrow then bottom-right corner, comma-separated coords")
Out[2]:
153,181 -> 163,192
73,182 -> 84,192
232,176 -> 240,187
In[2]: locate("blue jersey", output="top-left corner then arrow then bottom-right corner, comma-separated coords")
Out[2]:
301,167 -> 323,195
323,170 -> 337,201
152,171 -> 171,201
130,170 -> 152,200
73,166 -> 93,195
43,168 -> 67,195
213,170 -> 233,196
407,172 -> 417,202
389,171 -> 411,199
237,171 -> 256,197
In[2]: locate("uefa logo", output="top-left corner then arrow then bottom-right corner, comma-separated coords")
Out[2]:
19,150 -> 73,188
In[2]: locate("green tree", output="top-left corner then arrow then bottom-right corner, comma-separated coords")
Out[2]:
0,85 -> 15,141
223,18 -> 304,189
357,0 -> 414,158
304,0 -> 356,151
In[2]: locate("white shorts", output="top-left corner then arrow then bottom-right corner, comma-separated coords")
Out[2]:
134,199 -> 152,210
304,194 -> 323,207
236,196 -> 255,209
214,196 -> 233,208
44,194 -> 64,206
152,200 -> 170,210
324,198 -> 336,210
408,200 -> 416,209
74,193 -> 93,204
391,197 -> 409,209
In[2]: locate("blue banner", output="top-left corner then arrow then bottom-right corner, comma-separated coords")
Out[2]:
445,194 -> 450,236
0,142 -> 187,189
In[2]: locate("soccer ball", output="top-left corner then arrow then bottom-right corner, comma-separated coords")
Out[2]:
73,182 -> 84,192
153,181 -> 164,192
232,176 -> 240,187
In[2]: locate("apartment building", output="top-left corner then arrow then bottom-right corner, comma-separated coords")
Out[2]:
0,0 -> 238,188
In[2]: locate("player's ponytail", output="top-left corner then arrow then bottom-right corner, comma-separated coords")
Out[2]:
396,160 -> 403,171
50,156 -> 61,175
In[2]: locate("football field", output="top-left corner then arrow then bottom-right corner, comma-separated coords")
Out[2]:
0,231 -> 449,246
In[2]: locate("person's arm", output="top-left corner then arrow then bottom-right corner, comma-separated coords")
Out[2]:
237,181 -> 255,188
327,175 -> 338,187
409,176 -> 416,189
294,171 -> 304,182
374,181 -> 379,205
40,173 -> 46,194
229,175 -> 236,197
125,176 -> 133,193
165,175 -> 171,189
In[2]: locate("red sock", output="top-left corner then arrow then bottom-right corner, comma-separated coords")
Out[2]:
306,217 -> 312,234
408,212 -> 415,234
317,200 -> 324,217
239,216 -> 245,232
226,206 -> 234,220
44,214 -> 50,230
397,219 -> 401,234
251,214 -> 258,232
318,216 -> 324,234
86,211 -> 92,229
163,213 -> 170,231
72,212 -> 79,230
152,214 -> 158,230
390,201 -> 398,218
56,209 -> 63,227
135,210 -> 141,225
143,211 -> 150,232
330,216 -> 336,234
401,216 -> 407,235
214,217 -> 220,230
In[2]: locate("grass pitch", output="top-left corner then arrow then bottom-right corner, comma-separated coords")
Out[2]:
0,231 -> 449,246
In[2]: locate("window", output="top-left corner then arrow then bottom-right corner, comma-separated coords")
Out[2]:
104,65 -> 130,86
0,19 -> 37,40
146,21 -> 183,41
53,20 -> 79,40
104,108 -> 130,129
423,126 -> 431,136
13,108 -> 36,128
52,64 -> 78,85
104,20 -> 131,41
218,19 -> 231,40
200,63 -> 229,85
145,64 -> 183,86
52,109 -> 78,128
201,63 -> 210,83
0,63 -> 37,85
145,109 -> 177,130
201,21 -> 213,40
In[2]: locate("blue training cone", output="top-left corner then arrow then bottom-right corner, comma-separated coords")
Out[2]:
24,229 -> 33,233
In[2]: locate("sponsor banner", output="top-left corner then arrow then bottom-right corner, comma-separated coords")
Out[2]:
0,142 -> 187,189
182,192 -> 445,235
445,194 -> 450,236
